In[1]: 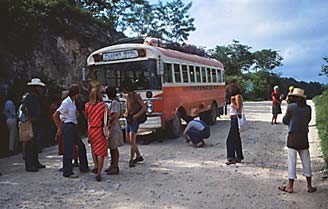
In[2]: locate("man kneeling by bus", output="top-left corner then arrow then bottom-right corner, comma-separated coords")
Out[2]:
184,119 -> 210,147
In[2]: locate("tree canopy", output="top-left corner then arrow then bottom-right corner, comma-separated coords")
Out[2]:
78,0 -> 195,43
320,56 -> 328,77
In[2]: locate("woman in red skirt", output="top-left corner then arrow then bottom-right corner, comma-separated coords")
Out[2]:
85,88 -> 109,181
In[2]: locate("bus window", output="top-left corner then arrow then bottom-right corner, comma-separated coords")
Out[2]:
195,66 -> 201,82
201,67 -> 206,83
207,68 -> 212,83
212,68 -> 217,83
95,70 -> 105,84
164,63 -> 173,83
105,69 -> 116,86
221,70 -> 224,82
174,64 -> 181,83
189,66 -> 195,83
182,65 -> 188,83
217,69 -> 222,83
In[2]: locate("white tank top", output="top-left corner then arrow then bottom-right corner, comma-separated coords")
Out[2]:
229,95 -> 243,116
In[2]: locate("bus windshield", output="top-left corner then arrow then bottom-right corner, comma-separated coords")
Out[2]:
89,59 -> 161,90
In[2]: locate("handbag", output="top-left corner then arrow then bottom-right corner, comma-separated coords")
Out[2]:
19,121 -> 33,142
238,99 -> 247,129
103,105 -> 110,139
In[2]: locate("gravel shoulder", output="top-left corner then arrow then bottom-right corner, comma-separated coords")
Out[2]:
0,101 -> 327,209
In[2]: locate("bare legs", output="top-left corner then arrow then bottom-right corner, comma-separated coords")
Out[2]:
107,149 -> 120,175
126,132 -> 142,167
271,114 -> 278,124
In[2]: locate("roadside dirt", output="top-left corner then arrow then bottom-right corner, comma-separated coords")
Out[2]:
0,101 -> 327,209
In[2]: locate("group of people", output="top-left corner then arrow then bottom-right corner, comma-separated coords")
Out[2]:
1,77 -> 317,192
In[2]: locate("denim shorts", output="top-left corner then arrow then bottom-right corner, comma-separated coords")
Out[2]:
125,119 -> 140,134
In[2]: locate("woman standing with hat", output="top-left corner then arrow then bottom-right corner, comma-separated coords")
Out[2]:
278,88 -> 316,193
21,78 -> 47,172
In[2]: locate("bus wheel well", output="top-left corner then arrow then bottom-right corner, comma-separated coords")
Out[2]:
177,107 -> 192,123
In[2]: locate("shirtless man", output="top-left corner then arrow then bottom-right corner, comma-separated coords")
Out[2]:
122,80 -> 147,167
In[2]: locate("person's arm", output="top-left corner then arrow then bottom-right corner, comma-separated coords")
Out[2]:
132,95 -> 147,120
53,111 -> 63,137
231,95 -> 241,112
283,105 -> 292,125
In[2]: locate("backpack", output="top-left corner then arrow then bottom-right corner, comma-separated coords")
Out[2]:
133,93 -> 147,124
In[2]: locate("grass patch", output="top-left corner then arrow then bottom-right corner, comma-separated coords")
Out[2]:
313,89 -> 328,169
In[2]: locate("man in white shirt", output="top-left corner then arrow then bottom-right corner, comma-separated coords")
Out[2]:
183,119 -> 210,147
53,84 -> 89,178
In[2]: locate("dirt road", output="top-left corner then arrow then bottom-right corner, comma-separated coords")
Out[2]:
0,101 -> 327,209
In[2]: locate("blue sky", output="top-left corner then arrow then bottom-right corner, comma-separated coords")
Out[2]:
148,0 -> 328,84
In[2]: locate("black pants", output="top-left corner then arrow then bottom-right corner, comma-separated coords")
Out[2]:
226,117 -> 244,161
25,122 -> 41,170
62,123 -> 89,177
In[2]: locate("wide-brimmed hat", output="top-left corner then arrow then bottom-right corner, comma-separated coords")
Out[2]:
27,78 -> 46,87
288,88 -> 306,99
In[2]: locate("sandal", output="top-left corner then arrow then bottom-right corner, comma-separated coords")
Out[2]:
107,166 -> 119,175
133,156 -> 144,163
91,167 -> 98,174
308,187 -> 317,193
96,175 -> 102,182
225,160 -> 236,165
278,186 -> 293,193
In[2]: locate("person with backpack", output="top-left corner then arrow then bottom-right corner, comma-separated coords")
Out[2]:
183,119 -> 210,147
122,80 -> 146,168
21,78 -> 47,172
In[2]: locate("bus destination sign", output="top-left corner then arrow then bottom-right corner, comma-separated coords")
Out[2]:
102,50 -> 138,61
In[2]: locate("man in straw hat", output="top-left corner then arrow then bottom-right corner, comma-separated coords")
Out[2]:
278,88 -> 316,193
21,78 -> 47,172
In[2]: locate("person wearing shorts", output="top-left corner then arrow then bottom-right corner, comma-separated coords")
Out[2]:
121,80 -> 146,168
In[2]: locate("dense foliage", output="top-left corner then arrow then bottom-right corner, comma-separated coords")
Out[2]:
313,89 -> 328,169
78,0 -> 195,43
320,56 -> 328,77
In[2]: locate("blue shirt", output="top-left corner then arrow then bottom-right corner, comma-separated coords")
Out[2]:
283,103 -> 311,134
3,100 -> 16,119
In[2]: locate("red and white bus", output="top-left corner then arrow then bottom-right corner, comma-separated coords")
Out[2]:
86,38 -> 225,137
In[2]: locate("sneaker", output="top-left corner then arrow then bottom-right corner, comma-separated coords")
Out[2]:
64,174 -> 78,178
96,175 -> 102,182
72,161 -> 79,168
26,167 -> 39,172
133,156 -> 144,163
129,160 -> 136,168
37,164 -> 46,169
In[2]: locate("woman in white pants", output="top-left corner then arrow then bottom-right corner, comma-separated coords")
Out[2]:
279,88 -> 316,193
3,99 -> 18,153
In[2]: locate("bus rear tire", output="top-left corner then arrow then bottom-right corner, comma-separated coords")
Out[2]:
167,113 -> 182,138
200,103 -> 217,125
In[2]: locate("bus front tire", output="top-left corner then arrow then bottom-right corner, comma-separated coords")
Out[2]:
167,113 -> 182,138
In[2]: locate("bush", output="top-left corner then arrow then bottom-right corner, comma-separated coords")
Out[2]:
313,89 -> 328,168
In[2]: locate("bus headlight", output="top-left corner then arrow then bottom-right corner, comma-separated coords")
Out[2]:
147,101 -> 153,113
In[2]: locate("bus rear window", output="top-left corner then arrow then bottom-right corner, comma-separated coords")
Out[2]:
164,63 -> 173,83
174,64 -> 181,83
182,65 -> 188,83
212,69 -> 217,83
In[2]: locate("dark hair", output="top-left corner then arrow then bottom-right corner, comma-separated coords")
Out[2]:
230,84 -> 241,96
68,84 -> 80,97
106,86 -> 117,99
121,79 -> 135,92
288,95 -> 306,107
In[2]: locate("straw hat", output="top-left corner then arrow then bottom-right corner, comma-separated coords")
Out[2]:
27,78 -> 46,87
288,88 -> 306,99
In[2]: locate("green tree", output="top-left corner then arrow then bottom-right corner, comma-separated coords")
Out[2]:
320,56 -> 328,77
209,40 -> 254,75
252,49 -> 283,72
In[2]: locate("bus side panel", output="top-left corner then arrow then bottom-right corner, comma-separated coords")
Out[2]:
161,85 -> 225,122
